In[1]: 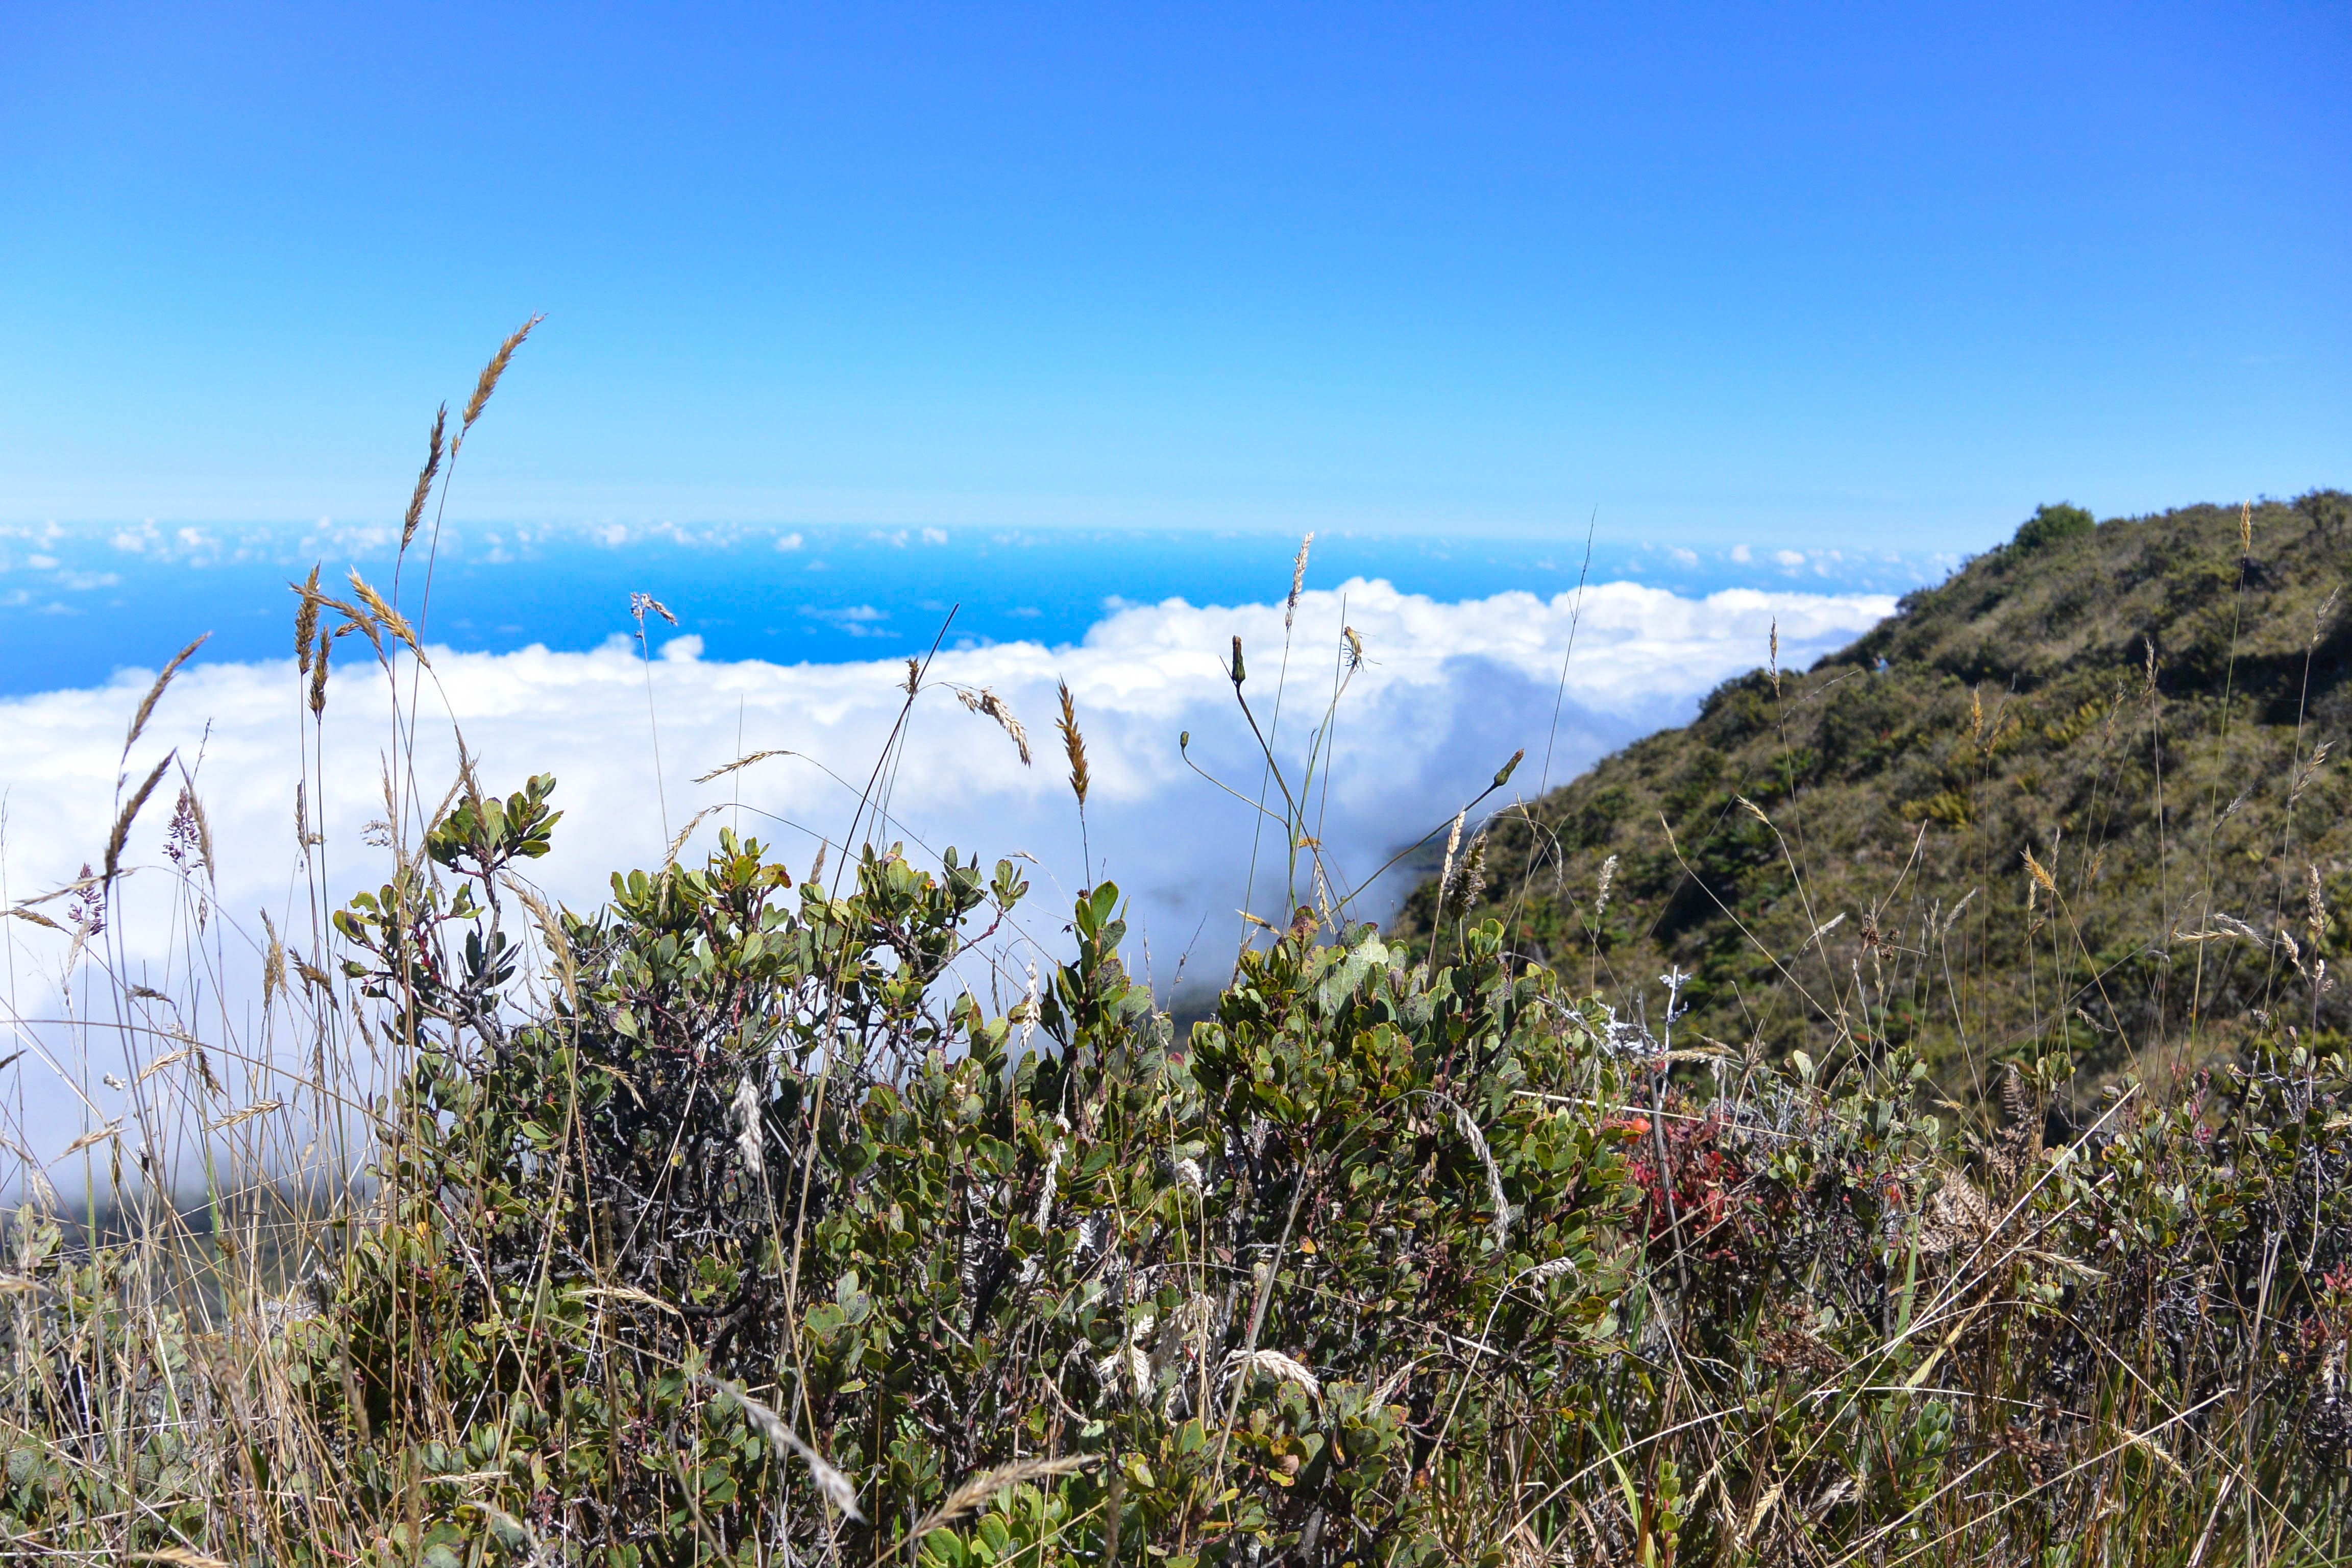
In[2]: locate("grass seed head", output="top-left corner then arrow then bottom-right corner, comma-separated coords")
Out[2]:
308,630 -> 331,717
208,1099 -> 282,1134
460,313 -> 543,432
124,633 -> 209,760
706,1377 -> 863,1521
104,755 -> 174,883
2294,739 -> 2332,806
1222,1348 -> 1323,1402
628,591 -> 677,630
1444,1097 -> 1512,1247
1462,828 -> 1488,909
912,1457 -> 1095,1541
1437,809 -> 1466,910
1057,679 -> 1090,807
1521,1256 -> 1581,1286
955,687 -> 1032,766
170,770 -> 216,888
293,565 -> 321,675
260,909 -> 286,1007
730,1075 -> 764,1181
348,569 -> 424,660
401,404 -> 447,553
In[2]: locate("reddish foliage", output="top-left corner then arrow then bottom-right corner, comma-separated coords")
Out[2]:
1621,1102 -> 1774,1266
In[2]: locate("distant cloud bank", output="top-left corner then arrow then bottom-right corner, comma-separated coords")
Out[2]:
0,578 -> 1891,1154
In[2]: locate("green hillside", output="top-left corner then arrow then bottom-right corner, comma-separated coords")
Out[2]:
1400,492 -> 2352,1100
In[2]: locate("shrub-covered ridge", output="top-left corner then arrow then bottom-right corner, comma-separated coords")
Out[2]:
1401,493 -> 2352,1102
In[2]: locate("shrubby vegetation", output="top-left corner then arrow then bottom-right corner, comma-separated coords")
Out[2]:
1411,492 -> 2352,1105
9,794 -> 2350,1564
0,342 -> 2345,1564
2010,501 -> 2096,553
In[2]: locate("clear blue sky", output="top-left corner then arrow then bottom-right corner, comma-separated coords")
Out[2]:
3,3 -> 2345,546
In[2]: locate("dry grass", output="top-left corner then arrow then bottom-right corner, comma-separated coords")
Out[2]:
952,684 -> 1033,766
460,315 -> 542,434
1056,681 -> 1089,809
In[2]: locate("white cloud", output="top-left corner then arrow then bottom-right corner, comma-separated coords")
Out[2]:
921,527 -> 949,546
1730,543 -> 1752,564
0,578 -> 1889,1163
801,605 -> 889,635
776,531 -> 804,552
1775,548 -> 1807,568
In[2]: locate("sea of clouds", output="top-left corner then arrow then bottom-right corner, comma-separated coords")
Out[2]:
0,577 -> 1892,1166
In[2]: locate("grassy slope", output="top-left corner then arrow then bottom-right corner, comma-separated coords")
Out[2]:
1400,492 -> 2352,1099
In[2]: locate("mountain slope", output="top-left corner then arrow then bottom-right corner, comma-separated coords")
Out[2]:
1398,492 -> 2352,1093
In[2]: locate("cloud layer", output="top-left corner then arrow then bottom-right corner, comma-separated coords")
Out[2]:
0,577 -> 1891,1157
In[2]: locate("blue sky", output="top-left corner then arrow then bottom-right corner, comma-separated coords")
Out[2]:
3,3 -> 2345,544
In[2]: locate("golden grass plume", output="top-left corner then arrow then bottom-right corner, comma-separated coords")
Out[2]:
104,754 -> 175,883
123,632 -> 209,759
401,403 -> 447,552
909,1455 -> 1097,1543
955,686 -> 1032,766
460,313 -> 543,433
1057,679 -> 1089,807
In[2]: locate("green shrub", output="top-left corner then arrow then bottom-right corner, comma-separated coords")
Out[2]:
309,799 -> 1649,1564
2012,500 -> 2096,552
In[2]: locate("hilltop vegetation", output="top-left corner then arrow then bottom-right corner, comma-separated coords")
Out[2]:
1404,493 -> 2352,1108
